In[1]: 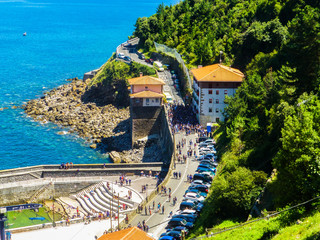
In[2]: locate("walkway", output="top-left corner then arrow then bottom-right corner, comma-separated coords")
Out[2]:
128,132 -> 199,238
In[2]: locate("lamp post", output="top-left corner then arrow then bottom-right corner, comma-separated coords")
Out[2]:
219,51 -> 223,64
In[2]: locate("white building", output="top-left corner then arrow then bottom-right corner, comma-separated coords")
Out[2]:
191,64 -> 244,126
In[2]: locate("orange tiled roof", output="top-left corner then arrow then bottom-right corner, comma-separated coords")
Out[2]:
191,64 -> 244,82
130,90 -> 164,98
98,226 -> 155,240
128,76 -> 165,85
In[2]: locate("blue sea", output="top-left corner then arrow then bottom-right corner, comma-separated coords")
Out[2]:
0,0 -> 177,170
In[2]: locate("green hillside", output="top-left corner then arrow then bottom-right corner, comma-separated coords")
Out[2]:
133,0 -> 320,238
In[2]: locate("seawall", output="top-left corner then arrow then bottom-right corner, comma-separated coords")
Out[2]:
0,163 -> 164,206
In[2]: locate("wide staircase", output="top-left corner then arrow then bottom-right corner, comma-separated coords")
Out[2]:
72,181 -> 140,217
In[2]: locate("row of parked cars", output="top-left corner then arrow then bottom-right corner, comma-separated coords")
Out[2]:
159,138 -> 217,240
118,52 -> 132,62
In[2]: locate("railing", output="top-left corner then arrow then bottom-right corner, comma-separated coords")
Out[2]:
154,42 -> 192,90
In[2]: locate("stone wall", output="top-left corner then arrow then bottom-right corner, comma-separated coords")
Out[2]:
131,106 -> 163,144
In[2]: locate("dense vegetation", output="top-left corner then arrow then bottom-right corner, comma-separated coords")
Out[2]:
134,0 -> 320,237
84,59 -> 156,107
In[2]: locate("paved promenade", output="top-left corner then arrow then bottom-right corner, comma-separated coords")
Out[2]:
129,132 -> 199,239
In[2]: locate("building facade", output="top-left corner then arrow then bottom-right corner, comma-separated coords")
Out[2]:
128,75 -> 165,146
128,75 -> 165,107
191,64 -> 244,126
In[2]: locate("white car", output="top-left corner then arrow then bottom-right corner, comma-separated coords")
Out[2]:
191,180 -> 211,188
184,192 -> 205,202
204,139 -> 215,144
118,52 -> 125,59
175,209 -> 197,216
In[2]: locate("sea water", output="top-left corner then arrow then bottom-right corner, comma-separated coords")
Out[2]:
0,0 -> 177,170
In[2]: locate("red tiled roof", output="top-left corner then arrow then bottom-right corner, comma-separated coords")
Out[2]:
191,64 -> 244,82
98,226 -> 155,240
128,76 -> 165,85
130,90 -> 164,98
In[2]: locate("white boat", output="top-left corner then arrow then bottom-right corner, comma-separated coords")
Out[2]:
23,32 -> 27,36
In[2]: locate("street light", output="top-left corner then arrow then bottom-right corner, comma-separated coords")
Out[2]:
219,51 -> 223,64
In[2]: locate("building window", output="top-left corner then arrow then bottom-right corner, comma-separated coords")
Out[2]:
155,98 -> 159,102
145,86 -> 148,90
216,118 -> 220,122
209,108 -> 212,113
209,99 -> 213,103
216,99 -> 219,104
216,90 -> 219,95
135,99 -> 140,103
216,108 -> 219,113
208,90 -> 213,94
224,90 -> 228,94
146,98 -> 149,103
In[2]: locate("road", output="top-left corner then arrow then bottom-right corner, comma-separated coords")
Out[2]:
128,132 -> 199,239
118,40 -> 184,104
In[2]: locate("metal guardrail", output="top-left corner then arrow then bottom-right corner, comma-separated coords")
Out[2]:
154,42 -> 192,90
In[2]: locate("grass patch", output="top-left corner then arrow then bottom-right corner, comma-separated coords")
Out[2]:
6,207 -> 62,229
188,210 -> 320,240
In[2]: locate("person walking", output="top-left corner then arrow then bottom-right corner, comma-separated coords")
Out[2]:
162,205 -> 165,214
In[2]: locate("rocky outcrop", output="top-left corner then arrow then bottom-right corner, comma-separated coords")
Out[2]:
24,78 -> 162,163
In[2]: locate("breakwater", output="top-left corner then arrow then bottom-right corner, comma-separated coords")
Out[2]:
0,163 -> 164,206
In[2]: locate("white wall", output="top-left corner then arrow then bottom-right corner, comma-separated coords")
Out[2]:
200,88 -> 237,123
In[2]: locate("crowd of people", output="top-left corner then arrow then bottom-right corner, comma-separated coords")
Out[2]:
166,103 -> 208,138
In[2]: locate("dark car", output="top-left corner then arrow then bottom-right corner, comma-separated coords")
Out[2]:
199,162 -> 216,169
166,218 -> 193,229
169,226 -> 189,235
124,56 -> 131,61
179,201 -> 201,213
159,236 -> 175,240
172,214 -> 197,223
193,173 -> 213,183
191,184 -> 209,193
185,188 -> 208,198
167,230 -> 183,240
196,167 -> 215,174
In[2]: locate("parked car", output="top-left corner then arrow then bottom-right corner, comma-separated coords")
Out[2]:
179,201 -> 202,213
172,214 -> 197,223
200,160 -> 215,166
204,139 -> 215,144
124,56 -> 131,61
196,167 -> 216,175
186,187 -> 208,197
198,164 -> 216,171
204,153 -> 216,159
138,53 -> 145,60
183,192 -> 205,202
193,173 -> 213,183
159,236 -> 175,240
190,184 -> 209,193
166,230 -> 183,240
118,52 -> 125,59
166,218 -> 194,229
191,179 -> 211,188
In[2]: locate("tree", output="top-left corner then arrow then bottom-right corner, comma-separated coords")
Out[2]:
272,94 -> 320,206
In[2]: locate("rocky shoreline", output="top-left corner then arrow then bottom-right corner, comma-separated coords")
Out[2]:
24,78 -> 163,163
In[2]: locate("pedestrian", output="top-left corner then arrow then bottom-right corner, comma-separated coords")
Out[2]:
145,206 -> 147,215
153,201 -> 155,210
149,206 -> 152,215
162,205 -> 165,214
168,192 -> 171,202
179,171 -> 181,179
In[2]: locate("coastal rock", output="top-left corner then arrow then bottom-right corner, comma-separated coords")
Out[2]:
23,75 -> 162,164
90,144 -> 97,149
109,151 -> 121,163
